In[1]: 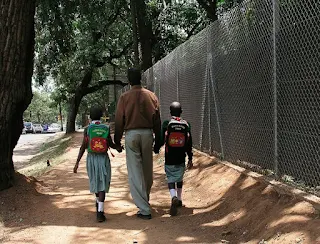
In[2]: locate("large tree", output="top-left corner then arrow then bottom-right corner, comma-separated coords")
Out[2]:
0,0 -> 36,190
130,0 -> 209,69
35,0 -> 130,133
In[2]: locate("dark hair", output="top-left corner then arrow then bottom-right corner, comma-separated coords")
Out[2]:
170,101 -> 182,116
127,68 -> 141,85
89,105 -> 103,120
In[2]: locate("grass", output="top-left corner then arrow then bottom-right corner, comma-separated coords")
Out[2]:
18,135 -> 73,177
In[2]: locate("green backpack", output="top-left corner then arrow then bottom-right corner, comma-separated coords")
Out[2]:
87,124 -> 110,153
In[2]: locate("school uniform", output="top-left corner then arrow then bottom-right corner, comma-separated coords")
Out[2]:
86,121 -> 111,194
161,117 -> 193,184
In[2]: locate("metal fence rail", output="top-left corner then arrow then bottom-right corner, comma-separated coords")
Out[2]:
121,0 -> 320,193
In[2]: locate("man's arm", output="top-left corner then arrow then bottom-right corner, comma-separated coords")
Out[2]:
153,96 -> 162,150
159,120 -> 169,147
114,96 -> 125,145
107,134 -> 123,152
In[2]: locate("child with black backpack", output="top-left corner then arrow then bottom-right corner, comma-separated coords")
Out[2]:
73,106 -> 122,222
155,102 -> 193,216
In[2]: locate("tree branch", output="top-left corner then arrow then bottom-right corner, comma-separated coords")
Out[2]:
196,0 -> 218,22
84,79 -> 128,95
99,41 -> 133,67
103,3 -> 122,32
79,69 -> 94,91
187,21 -> 203,39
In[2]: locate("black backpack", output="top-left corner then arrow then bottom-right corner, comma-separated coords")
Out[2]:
165,117 -> 189,152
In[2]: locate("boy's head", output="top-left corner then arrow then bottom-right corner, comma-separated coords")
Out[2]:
127,68 -> 141,86
170,102 -> 182,117
89,106 -> 103,121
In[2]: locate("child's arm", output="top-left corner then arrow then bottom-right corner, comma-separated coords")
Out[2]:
160,121 -> 168,147
74,129 -> 88,173
107,134 -> 123,152
186,123 -> 193,169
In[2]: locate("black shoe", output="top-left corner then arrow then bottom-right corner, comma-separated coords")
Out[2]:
177,200 -> 183,207
97,211 -> 106,222
137,213 -> 152,220
170,196 -> 179,216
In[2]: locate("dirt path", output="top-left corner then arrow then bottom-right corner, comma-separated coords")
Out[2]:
1,133 -> 320,244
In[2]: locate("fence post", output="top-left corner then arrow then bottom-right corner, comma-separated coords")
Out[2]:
207,26 -> 224,160
210,58 -> 224,160
176,49 -> 180,101
273,0 -> 280,177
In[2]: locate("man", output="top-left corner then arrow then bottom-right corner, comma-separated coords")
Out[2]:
114,68 -> 161,220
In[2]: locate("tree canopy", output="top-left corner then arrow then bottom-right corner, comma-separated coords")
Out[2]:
23,90 -> 61,124
33,0 -> 243,133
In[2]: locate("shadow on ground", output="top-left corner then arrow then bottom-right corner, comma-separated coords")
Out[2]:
1,132 -> 319,243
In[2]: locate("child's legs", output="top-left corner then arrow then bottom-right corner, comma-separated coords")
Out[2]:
96,191 -> 105,212
165,163 -> 185,199
168,182 -> 176,198
177,181 -> 183,200
98,191 -> 105,202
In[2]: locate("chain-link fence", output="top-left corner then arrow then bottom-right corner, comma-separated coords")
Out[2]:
121,0 -> 320,194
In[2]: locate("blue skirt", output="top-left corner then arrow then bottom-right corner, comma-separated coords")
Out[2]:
165,163 -> 185,183
86,153 -> 111,193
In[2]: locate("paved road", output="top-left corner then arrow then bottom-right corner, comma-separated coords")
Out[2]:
13,133 -> 59,170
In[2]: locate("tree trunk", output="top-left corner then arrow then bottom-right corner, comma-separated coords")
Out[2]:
59,101 -> 64,131
135,0 -> 153,71
81,112 -> 88,128
0,0 -> 35,190
130,0 -> 140,67
66,69 -> 93,134
66,70 -> 127,134
66,93 -> 83,134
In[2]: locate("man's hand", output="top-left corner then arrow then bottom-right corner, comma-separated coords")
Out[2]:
153,144 -> 160,154
73,162 -> 79,173
115,144 -> 124,153
187,160 -> 193,170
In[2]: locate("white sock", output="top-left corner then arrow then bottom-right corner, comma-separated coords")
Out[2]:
169,189 -> 176,198
98,202 -> 104,212
177,188 -> 182,201
96,197 -> 99,203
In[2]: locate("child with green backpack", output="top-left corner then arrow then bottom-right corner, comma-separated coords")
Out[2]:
74,106 -> 122,222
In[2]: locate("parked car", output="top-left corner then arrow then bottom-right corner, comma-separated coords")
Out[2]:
47,123 -> 61,133
24,122 -> 35,133
42,124 -> 49,132
33,124 -> 44,133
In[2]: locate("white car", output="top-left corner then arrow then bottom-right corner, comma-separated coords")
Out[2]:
48,124 -> 61,133
24,122 -> 35,133
33,124 -> 44,133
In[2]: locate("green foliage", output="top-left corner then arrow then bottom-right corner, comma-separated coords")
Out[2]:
217,0 -> 243,9
24,91 -> 61,124
34,0 -> 232,118
149,0 -> 210,60
34,0 -> 130,100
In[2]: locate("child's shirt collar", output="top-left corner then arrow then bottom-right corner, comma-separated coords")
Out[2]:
171,116 -> 181,121
91,120 -> 101,125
